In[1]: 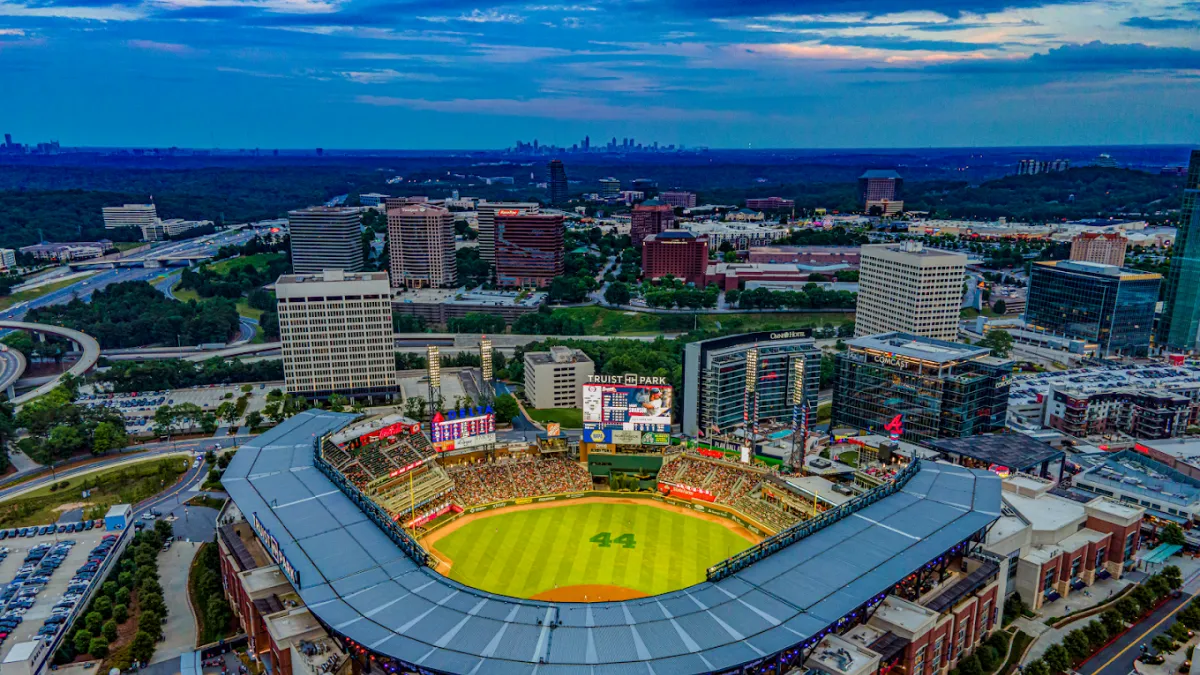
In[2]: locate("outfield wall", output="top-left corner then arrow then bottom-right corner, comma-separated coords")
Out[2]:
419,490 -> 776,539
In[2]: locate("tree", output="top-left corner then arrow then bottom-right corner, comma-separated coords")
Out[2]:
74,629 -> 93,655
91,421 -> 128,455
992,299 -> 1008,315
1117,597 -> 1142,623
493,394 -> 519,424
1043,643 -> 1072,673
1161,523 -> 1187,546
113,603 -> 129,624
263,401 -> 283,424
95,595 -> 113,619
139,610 -> 163,641
1063,630 -> 1091,660
215,401 -> 238,426
1163,565 -> 1184,590
130,631 -> 156,663
88,637 -> 109,659
102,619 -> 118,643
1025,660 -> 1050,675
957,654 -> 982,675
140,591 -> 166,617
85,611 -> 104,634
977,329 -> 1014,358
604,282 -> 632,306
327,394 -> 348,413
205,596 -> 233,641
977,646 -> 1000,671
200,412 -> 219,435
245,411 -> 264,429
1100,608 -> 1125,634
1152,634 -> 1177,653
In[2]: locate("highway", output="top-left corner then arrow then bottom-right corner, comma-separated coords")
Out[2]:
0,320 -> 102,405
0,434 -> 250,502
0,347 -> 26,394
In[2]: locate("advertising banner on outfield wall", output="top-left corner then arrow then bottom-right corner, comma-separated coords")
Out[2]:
657,482 -> 717,503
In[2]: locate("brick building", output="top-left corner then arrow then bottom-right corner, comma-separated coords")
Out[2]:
495,211 -> 565,288
659,191 -> 697,208
1070,232 -> 1129,267
630,203 -> 676,248
641,231 -> 709,286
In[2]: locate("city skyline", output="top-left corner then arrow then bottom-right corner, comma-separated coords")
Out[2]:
1,0 -> 1198,149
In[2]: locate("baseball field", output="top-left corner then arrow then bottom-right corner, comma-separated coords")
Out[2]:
423,498 -> 759,601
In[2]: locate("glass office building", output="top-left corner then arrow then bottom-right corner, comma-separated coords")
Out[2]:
832,333 -> 1012,444
1159,151 -> 1200,353
1025,260 -> 1162,357
682,331 -> 821,437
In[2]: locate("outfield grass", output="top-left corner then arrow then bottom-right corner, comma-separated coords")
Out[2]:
0,274 -> 97,311
432,501 -> 753,598
556,306 -> 855,336
527,407 -> 583,428
0,457 -> 189,527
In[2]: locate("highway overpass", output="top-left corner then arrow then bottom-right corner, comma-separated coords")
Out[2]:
0,321 -> 102,406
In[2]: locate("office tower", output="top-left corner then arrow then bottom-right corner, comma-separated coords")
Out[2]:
1158,150 -> 1200,352
276,270 -> 397,399
855,241 -> 966,341
745,197 -> 796,211
630,203 -> 676,248
832,333 -> 1011,443
547,159 -> 569,205
682,331 -> 820,437
599,177 -> 621,198
858,170 -> 904,214
387,204 -> 456,289
642,232 -> 708,287
1070,232 -> 1128,267
287,207 -> 363,274
660,191 -> 697,209
1017,159 -> 1070,175
495,212 -> 564,288
476,202 -> 539,264
1026,261 -> 1161,357
524,346 -> 595,408
102,204 -> 158,231
0,249 -> 15,270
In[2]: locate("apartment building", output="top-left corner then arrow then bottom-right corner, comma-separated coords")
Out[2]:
630,203 -> 676,248
287,207 -> 363,274
141,218 -> 212,242
276,270 -> 396,399
1070,232 -> 1128,267
386,203 -> 456,288
855,241 -> 966,340
524,346 -> 595,408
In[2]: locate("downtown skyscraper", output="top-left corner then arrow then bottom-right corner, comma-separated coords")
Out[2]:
547,159 -> 568,205
1158,150 -> 1200,352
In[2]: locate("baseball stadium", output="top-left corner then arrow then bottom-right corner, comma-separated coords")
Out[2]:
222,408 -> 1005,675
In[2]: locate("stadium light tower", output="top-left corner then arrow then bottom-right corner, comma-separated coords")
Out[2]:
743,346 -> 758,463
480,336 -> 494,403
427,344 -> 441,413
790,358 -> 809,472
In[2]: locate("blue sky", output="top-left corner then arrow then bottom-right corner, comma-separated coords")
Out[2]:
1,0 -> 1199,148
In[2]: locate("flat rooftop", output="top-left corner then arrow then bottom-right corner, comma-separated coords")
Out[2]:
848,332 -> 992,363
1034,260 -> 1162,281
1002,491 -> 1084,532
929,434 -> 1064,471
222,412 -> 1001,674
1009,362 -> 1200,406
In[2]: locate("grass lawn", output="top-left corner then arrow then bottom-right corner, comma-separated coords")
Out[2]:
961,307 -> 1001,319
0,274 -> 97,312
0,456 -> 189,527
527,407 -> 583,428
171,284 -> 200,303
115,242 -> 145,252
556,306 -> 855,336
432,502 -> 753,598
173,282 -> 265,324
209,253 -> 285,276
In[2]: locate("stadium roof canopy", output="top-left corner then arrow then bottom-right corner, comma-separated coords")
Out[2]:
224,411 -> 1002,675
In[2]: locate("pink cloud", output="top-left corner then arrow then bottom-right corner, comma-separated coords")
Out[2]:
127,39 -> 193,54
356,94 -> 750,122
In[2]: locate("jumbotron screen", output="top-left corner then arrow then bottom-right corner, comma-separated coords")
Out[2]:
430,409 -> 496,452
582,383 -> 672,445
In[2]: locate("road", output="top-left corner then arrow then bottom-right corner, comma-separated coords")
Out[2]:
0,348 -> 26,393
0,435 -> 250,501
1081,568 -> 1200,675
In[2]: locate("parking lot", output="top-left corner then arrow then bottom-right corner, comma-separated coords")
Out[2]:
77,382 -> 281,434
0,525 -> 118,662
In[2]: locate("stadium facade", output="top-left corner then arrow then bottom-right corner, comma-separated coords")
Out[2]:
221,411 -> 1005,675
682,331 -> 821,438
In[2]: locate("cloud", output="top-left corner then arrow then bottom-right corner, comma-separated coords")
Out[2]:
1122,16 -> 1200,30
419,8 -> 524,23
649,0 -> 1058,19
816,34 -> 1004,51
149,0 -> 340,14
996,40 -> 1200,71
356,94 -> 752,122
338,68 -> 449,83
525,4 -> 596,10
0,26 -> 24,33
0,1 -> 142,19
127,38 -> 193,52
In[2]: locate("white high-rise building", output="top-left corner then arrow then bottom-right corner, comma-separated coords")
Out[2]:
855,241 -> 967,341
0,249 -> 16,270
276,270 -> 397,400
102,204 -> 157,230
476,202 -> 538,264
287,207 -> 363,274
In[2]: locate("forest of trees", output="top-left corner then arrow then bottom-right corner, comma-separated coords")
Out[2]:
94,358 -> 284,393
28,282 -> 240,348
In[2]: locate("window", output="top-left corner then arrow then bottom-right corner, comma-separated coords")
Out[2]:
1043,568 -> 1056,593
913,646 -> 926,675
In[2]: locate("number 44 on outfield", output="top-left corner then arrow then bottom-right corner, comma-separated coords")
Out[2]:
590,532 -> 636,549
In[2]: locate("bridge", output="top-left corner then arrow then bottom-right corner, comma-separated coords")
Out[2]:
67,252 -> 212,270
0,347 -> 27,399
0,321 -> 102,406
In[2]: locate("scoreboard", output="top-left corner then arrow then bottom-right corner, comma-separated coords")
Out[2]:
582,382 -> 672,445
430,408 -> 497,452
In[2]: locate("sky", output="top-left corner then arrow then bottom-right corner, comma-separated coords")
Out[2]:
1,0 -> 1199,149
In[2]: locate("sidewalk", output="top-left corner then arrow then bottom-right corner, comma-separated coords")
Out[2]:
1020,577 -> 1132,663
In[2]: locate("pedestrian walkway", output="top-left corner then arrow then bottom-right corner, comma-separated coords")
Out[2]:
152,541 -> 201,665
1022,578 -> 1133,663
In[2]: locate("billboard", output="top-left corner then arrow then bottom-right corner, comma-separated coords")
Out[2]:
582,381 -> 673,435
584,429 -> 670,446
431,408 -> 496,453
657,482 -> 716,503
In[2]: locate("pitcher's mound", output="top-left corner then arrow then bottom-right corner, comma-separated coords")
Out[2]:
531,585 -> 647,602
